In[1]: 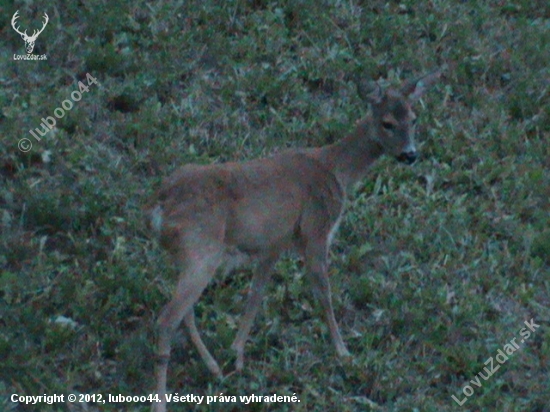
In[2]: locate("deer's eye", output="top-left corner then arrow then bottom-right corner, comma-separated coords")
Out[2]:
382,121 -> 395,130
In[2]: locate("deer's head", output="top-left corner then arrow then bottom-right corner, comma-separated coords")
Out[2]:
11,10 -> 49,54
359,70 -> 442,164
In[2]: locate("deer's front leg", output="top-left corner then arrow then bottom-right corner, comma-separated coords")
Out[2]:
305,243 -> 350,358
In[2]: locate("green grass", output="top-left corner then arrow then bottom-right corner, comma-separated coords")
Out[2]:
1,0 -> 549,411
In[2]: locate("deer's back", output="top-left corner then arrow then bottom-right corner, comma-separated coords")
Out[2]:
148,150 -> 344,256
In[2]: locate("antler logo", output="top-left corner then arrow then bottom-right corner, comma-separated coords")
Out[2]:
11,10 -> 49,54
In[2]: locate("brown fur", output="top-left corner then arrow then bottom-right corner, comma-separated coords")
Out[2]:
147,71 -> 441,412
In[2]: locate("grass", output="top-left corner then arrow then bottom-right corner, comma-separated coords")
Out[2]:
1,0 -> 549,411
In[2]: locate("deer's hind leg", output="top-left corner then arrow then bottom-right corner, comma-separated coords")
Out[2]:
153,240 -> 224,411
231,254 -> 278,371
183,309 -> 222,377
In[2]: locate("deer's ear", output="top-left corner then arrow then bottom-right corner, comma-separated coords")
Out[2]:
401,68 -> 443,102
357,80 -> 383,105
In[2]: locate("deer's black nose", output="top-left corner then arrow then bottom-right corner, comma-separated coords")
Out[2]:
396,151 -> 418,164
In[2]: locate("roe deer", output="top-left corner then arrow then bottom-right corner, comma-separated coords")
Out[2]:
146,70 -> 441,411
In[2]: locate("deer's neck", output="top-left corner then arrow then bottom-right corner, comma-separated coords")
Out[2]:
316,116 -> 384,194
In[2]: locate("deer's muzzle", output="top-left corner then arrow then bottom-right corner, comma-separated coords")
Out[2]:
396,151 -> 418,164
